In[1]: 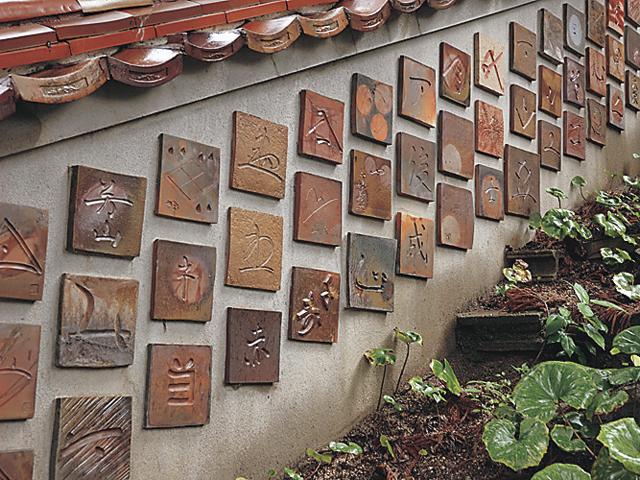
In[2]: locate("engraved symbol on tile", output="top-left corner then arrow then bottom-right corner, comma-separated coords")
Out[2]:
484,177 -> 500,204
408,220 -> 428,264
569,66 -> 584,104
0,349 -> 34,411
612,93 -> 624,121
443,54 -> 467,94
408,146 -> 431,193
513,161 -> 537,203
0,218 -> 43,275
84,179 -> 132,248
167,358 -> 195,406
173,256 -> 199,304
568,121 -> 584,146
516,95 -> 535,130
240,224 -> 274,274
166,143 -> 216,215
355,254 -> 389,294
353,156 -> 391,215
295,291 -> 321,335
59,427 -> 124,462
481,49 -> 504,92
306,99 -> 343,154
543,130 -> 561,156
244,325 -> 270,367
239,126 -> 282,181
631,79 -> 639,105
407,75 -> 433,106
590,106 -> 603,136
303,188 -> 339,231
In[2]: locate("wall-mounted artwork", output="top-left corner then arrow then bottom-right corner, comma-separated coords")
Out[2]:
609,0 -> 625,34
588,0 -> 606,46
351,73 -> 393,145
151,240 -> 215,322
395,212 -> 434,279
0,202 -> 48,301
436,183 -> 474,250
398,56 -> 436,128
539,8 -> 563,64
607,34 -> 625,82
225,207 -> 283,292
293,172 -> 342,246
510,84 -> 537,139
475,100 -> 504,158
155,134 -> 220,224
504,145 -> 540,217
439,42 -> 471,107
144,344 -> 211,428
347,233 -> 396,312
626,25 -> 640,68
564,57 -> 586,107
288,267 -> 340,343
67,165 -> 146,259
0,450 -> 33,479
628,0 -> 640,25
475,165 -> 504,221
230,111 -> 288,199
563,111 -> 587,159
539,65 -> 563,118
565,4 -> 586,56
587,98 -> 607,145
438,111 -> 474,179
298,89 -> 344,164
538,120 -> 562,171
225,307 -> 281,384
627,69 -> 640,110
396,132 -> 435,202
58,274 -> 138,367
474,33 -> 505,96
586,47 -> 607,96
608,84 -> 626,129
349,149 -> 392,220
510,22 -> 537,81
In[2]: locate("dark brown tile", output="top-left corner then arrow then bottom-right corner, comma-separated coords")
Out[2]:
155,11 -> 227,37
539,8 -> 563,64
436,183 -> 474,249
46,11 -> 136,40
509,22 -> 537,81
398,55 -> 436,128
297,6 -> 349,38
539,65 -> 563,118
243,15 -> 301,54
298,89 -> 344,164
287,0 -> 335,9
475,164 -> 504,221
0,0 -> 80,23
474,32 -> 506,96
123,1 -> 202,27
293,172 -> 342,246
627,69 -> 640,110
626,25 -> 640,68
108,47 -> 183,88
504,145 -> 540,217
565,4 -> 586,56
0,42 -> 71,71
608,83 -> 626,129
587,98 -> 607,145
396,132 -> 435,203
439,42 -> 471,107
586,46 -> 607,96
184,30 -> 245,62
588,0 -> 606,46
226,1 -> 288,22
564,57 -> 586,108
350,73 -> 393,145
607,34 -> 625,82
0,450 -> 34,479
349,149 -> 392,220
538,120 -> 562,171
510,84 -> 537,139
0,24 -> 57,54
338,0 -> 391,31
196,0 -> 258,14
564,111 -> 587,159
389,0 -> 426,13
66,26 -> 156,56
628,0 -> 640,25
475,100 -> 504,158
438,110 -> 474,179
395,212 -> 434,278
608,0 -> 625,34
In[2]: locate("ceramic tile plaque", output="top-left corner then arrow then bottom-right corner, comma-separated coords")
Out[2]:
436,183 -> 474,250
475,164 -> 505,221
0,202 -> 48,301
293,172 -> 342,246
298,89 -> 344,164
395,212 -> 434,278
539,65 -> 563,118
396,132 -> 435,203
608,84 -> 626,128
510,22 -> 537,81
156,134 -> 220,224
540,8 -> 564,64
504,145 -> 540,217
230,111 -> 288,199
225,307 -> 281,384
347,233 -> 396,312
586,47 -> 607,96
510,84 -> 537,139
538,120 -> 562,171
350,73 -> 393,145
0,324 -> 40,420
564,57 -> 586,107
607,34 -> 625,81
439,42 -> 471,107
609,0 -> 625,34
565,4 -> 586,56
145,344 -> 211,428
474,33 -> 505,96
0,450 -> 34,479
51,396 -> 131,480
627,69 -> 640,109
564,111 -> 587,159
626,25 -> 640,68
67,165 -> 146,258
587,98 -> 607,145
151,240 -> 215,322
475,100 -> 504,158
288,267 -> 340,343
349,150 -> 392,220
58,274 -> 139,368
398,56 -> 436,128
438,111 -> 474,179
628,0 -> 640,25
225,207 -> 283,291
588,0 -> 606,46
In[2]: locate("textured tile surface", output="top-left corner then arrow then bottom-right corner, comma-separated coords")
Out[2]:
588,0 -> 606,46
474,32 -> 505,96
627,69 -> 640,110
475,165 -> 504,221
586,47 -> 607,97
539,8 -> 563,64
510,84 -> 537,139
0,450 -> 34,479
564,57 -> 585,107
436,183 -> 474,250
538,120 -> 562,171
587,98 -> 607,145
293,172 -> 342,246
396,132 -> 435,202
475,100 -> 504,158
608,0 -> 625,34
439,42 -> 471,107
349,149 -> 392,220
504,145 -> 540,217
438,110 -> 474,179
607,34 -> 625,82
608,84 -> 625,129
395,212 -> 434,278
509,22 -> 536,81
350,73 -> 393,145
539,65 -> 562,118
564,111 -> 586,159
398,55 -> 436,128
298,89 -> 344,164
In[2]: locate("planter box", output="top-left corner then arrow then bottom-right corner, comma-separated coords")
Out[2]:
456,311 -> 544,352
505,248 -> 560,282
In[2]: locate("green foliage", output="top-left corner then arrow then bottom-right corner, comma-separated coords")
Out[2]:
383,395 -> 403,412
482,417 -> 549,471
409,376 -> 446,403
284,468 -> 303,480
431,358 -> 462,395
547,187 -> 568,207
394,328 -> 423,346
592,447 -> 640,479
613,273 -> 640,301
496,259 -> 532,296
328,441 -> 363,455
601,247 -> 634,265
598,419 -> 640,474
613,326 -> 640,355
306,448 -> 332,464
551,425 -> 586,453
465,371 -> 513,414
379,435 -> 394,458
364,348 -> 396,367
533,464 -> 591,479
529,209 -> 592,241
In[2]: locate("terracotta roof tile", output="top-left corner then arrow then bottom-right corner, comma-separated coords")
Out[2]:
45,11 -> 137,40
0,42 -> 71,70
66,25 -> 155,54
184,29 -> 245,61
77,0 -> 152,14
154,11 -> 226,36
226,0 -> 288,22
195,0 -> 259,15
0,0 -> 81,24
123,1 -> 203,27
0,24 -> 58,54
286,0 -> 333,9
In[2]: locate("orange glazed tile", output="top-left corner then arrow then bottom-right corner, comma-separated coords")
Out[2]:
46,11 -> 137,40
0,0 -> 81,23
155,12 -> 226,37
0,42 -> 71,70
67,26 -> 156,55
124,1 -> 202,27
0,24 -> 57,54
196,0 -> 258,14
226,1 -> 287,22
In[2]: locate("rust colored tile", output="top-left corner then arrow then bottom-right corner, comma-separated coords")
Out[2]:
608,83 -> 626,129
539,65 -> 562,118
347,232 -> 396,312
389,0 -> 426,12
395,212 -> 434,278
0,42 -> 71,71
587,98 -> 607,145
57,274 -> 138,368
155,11 -> 227,37
349,149 -> 392,220
586,47 -> 607,96
588,0 -> 606,46
67,165 -> 147,259
338,0 -> 391,32
0,78 -> 16,123
0,202 -> 48,302
564,4 -> 586,56
156,134 -> 220,224
438,111 -> 474,180
243,16 -> 301,54
184,30 -> 244,62
538,120 -> 562,171
474,33 -> 505,96
396,132 -> 435,203
288,0 -> 334,9
398,55 -> 436,128
226,1 -> 288,22
51,396 -> 131,480
225,207 -> 283,291
108,47 -> 183,87
510,84 -> 537,139
628,0 -> 640,25
626,25 -> 640,68
475,165 -> 504,221
145,344 -> 211,428
67,26 -> 156,55
298,89 -> 344,164
439,42 -> 471,107
504,145 -> 540,217
427,0 -> 458,7
564,57 -> 586,108
627,69 -> 640,110
563,111 -> 587,159
123,1 -> 202,27
225,307 -> 281,384
436,183 -> 474,250
539,8 -> 563,65
0,324 -> 40,421
475,100 -> 504,158
609,0 -> 625,34
0,24 -> 57,54
293,172 -> 342,246
288,267 -> 340,342
607,34 -> 626,81
298,7 -> 349,38
47,11 -> 136,40
0,450 -> 34,479
230,111 -> 288,199
350,73 -> 393,145
0,0 -> 80,23
77,0 -> 152,13
196,0 -> 258,14
509,22 -> 537,81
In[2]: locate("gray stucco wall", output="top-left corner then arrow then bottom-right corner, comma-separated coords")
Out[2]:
1,0 -> 639,478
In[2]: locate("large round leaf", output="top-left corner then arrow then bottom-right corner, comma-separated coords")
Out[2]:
609,368 -> 640,386
598,419 -> 640,474
513,361 -> 598,422
482,417 -> 549,471
550,425 -> 586,453
613,327 -> 640,355
532,463 -> 591,480
592,447 -> 640,480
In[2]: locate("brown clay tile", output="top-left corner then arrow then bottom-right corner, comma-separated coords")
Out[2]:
389,0 -> 426,13
286,0 -> 333,9
154,11 -> 226,37
0,42 -> 71,70
196,0 -> 258,15
226,0 -> 287,23
0,24 -> 58,54
298,7 -> 348,37
77,0 -> 152,13
46,11 -> 137,40
123,1 -> 202,27
337,0 -> 391,31
67,26 -> 155,55
0,0 -> 81,24
0,78 -> 16,122
108,47 -> 183,87
184,29 -> 244,61
243,16 -> 301,53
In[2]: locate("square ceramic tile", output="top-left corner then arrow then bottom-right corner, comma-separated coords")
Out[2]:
586,47 -> 607,96
350,73 -> 393,145
628,0 -> 640,25
439,42 -> 471,107
398,55 -> 436,128
396,132 -> 435,203
608,83 -> 626,128
565,4 -> 586,56
564,111 -> 587,159
298,89 -> 344,164
475,100 -> 504,159
587,98 -> 607,145
588,0 -> 606,46
509,22 -> 537,81
625,25 -> 640,68
539,65 -> 563,118
474,32 -> 506,95
293,172 -> 342,246
510,84 -> 537,139
607,34 -> 625,81
436,183 -> 474,250
0,450 -> 34,479
395,212 -> 434,279
475,164 -> 505,221
349,149 -> 392,220
438,110 -> 474,179
564,57 -> 586,107
538,120 -> 562,171
504,145 -> 540,217
627,69 -> 640,109
539,8 -> 563,64
609,0 -> 625,34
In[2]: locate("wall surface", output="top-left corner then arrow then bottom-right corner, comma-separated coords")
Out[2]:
1,0 -> 639,479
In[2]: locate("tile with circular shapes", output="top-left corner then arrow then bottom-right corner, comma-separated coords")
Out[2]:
350,73 -> 393,145
565,4 -> 586,56
504,145 -> 540,218
398,55 -> 436,128
625,25 -> 640,68
395,212 -> 434,279
627,69 -> 640,109
607,34 -> 626,81
608,0 -> 625,34
436,183 -> 474,250
438,110 -> 474,180
586,46 -> 607,96
588,0 -> 606,46
510,22 -> 537,81
539,65 -> 563,118
396,132 -> 435,203
608,83 -> 626,128
564,57 -> 586,107
563,111 -> 586,159
510,84 -> 537,139
587,98 -> 607,145
298,89 -> 344,164
475,100 -> 504,158
628,0 -> 640,26
475,164 -> 504,221
538,120 -> 562,171
0,450 -> 34,479
539,8 -> 563,65
474,32 -> 505,96
439,42 -> 471,107
349,149 -> 392,220
293,172 -> 342,246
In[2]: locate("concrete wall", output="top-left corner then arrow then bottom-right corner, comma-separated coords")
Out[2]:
1,0 -> 638,478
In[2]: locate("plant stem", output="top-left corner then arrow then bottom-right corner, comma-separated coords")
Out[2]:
560,409 -> 596,459
395,344 -> 410,394
377,365 -> 387,411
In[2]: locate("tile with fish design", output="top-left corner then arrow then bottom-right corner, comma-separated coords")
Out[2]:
539,8 -> 563,64
398,55 -> 436,128
628,0 -> 640,25
563,111 -> 587,159
538,120 -> 562,171
439,42 -> 471,107
475,164 -> 504,221
474,33 -> 505,96
565,4 -> 586,56
608,84 -> 626,128
350,73 -> 393,145
539,65 -> 563,118
588,0 -> 606,46
509,22 -> 537,81
349,150 -> 392,220
607,34 -> 625,82
609,0 -> 625,35
475,100 -> 504,158
395,212 -> 434,279
504,145 -> 540,217
625,25 -> 640,68
0,450 -> 34,479
510,84 -> 537,139
436,183 -> 474,250
293,172 -> 342,246
587,98 -> 607,145
564,57 -> 586,107
586,47 -> 607,96
396,132 -> 435,203
298,89 -> 344,164
438,111 -> 474,180
627,69 -> 640,109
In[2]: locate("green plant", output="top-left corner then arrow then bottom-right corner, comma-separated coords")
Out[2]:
546,187 -> 568,208
495,259 -> 532,296
572,175 -> 588,202
613,272 -> 640,300
328,441 -> 363,455
379,435 -> 394,458
529,187 -> 592,241
393,328 -> 423,393
600,247 -> 634,265
364,348 -> 396,411
382,395 -> 403,412
430,358 -> 462,395
284,468 -> 303,480
465,371 -> 514,414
